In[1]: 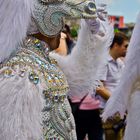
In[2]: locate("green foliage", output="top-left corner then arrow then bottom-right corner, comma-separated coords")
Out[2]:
70,28 -> 77,37
70,25 -> 79,38
114,28 -> 119,33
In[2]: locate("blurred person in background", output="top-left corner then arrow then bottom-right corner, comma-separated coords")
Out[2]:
55,32 -> 68,55
102,12 -> 140,140
55,24 -> 76,56
64,14 -> 114,140
96,32 -> 129,140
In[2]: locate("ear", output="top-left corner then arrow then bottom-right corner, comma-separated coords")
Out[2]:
113,42 -> 119,49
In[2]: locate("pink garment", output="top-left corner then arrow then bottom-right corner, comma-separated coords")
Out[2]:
71,94 -> 100,110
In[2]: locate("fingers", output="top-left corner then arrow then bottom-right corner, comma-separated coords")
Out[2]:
85,18 -> 100,34
96,3 -> 108,21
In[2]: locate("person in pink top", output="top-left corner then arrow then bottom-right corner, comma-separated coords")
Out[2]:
67,7 -> 114,140
69,89 -> 103,140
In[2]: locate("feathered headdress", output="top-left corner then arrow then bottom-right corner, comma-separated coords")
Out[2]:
0,0 -> 98,63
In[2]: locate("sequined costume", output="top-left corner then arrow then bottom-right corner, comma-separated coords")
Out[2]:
0,36 -> 76,139
0,0 -> 113,140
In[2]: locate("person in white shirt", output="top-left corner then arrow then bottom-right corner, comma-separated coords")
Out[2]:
96,32 -> 129,140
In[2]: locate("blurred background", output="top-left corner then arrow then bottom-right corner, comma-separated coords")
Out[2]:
56,0 -> 139,55
65,0 -> 139,39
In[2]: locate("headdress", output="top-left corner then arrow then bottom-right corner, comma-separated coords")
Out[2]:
0,0 -> 98,62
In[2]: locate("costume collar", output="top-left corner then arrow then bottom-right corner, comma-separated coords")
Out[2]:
23,36 -> 50,61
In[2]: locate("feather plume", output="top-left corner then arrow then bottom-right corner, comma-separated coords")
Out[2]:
0,0 -> 33,62
50,18 -> 114,99
0,68 -> 44,140
102,12 -> 140,121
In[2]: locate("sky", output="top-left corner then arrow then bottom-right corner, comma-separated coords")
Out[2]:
104,0 -> 140,23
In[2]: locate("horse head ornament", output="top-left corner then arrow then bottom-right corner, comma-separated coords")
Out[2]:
33,0 -> 97,36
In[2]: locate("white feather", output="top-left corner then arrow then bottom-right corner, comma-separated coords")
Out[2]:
50,19 -> 114,99
0,0 -> 33,62
0,67 -> 44,140
102,12 -> 140,121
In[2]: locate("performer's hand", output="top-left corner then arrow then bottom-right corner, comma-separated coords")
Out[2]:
97,3 -> 108,21
85,0 -> 109,34
85,19 -> 100,34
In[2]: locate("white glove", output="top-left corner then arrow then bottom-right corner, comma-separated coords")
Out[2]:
85,19 -> 100,34
97,3 -> 108,21
85,1 -> 108,34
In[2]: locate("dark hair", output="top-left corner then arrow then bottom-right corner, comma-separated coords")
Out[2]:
110,32 -> 129,49
65,24 -> 71,34
62,24 -> 71,34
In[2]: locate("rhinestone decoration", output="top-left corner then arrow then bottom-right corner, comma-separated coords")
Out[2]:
0,37 -> 76,140
33,0 -> 97,36
39,0 -> 65,4
0,69 -> 14,78
29,72 -> 40,85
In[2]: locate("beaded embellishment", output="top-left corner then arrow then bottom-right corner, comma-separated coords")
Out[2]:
0,37 -> 76,140
33,0 -> 97,36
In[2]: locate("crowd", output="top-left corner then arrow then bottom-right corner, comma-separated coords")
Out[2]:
59,29 -> 129,140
